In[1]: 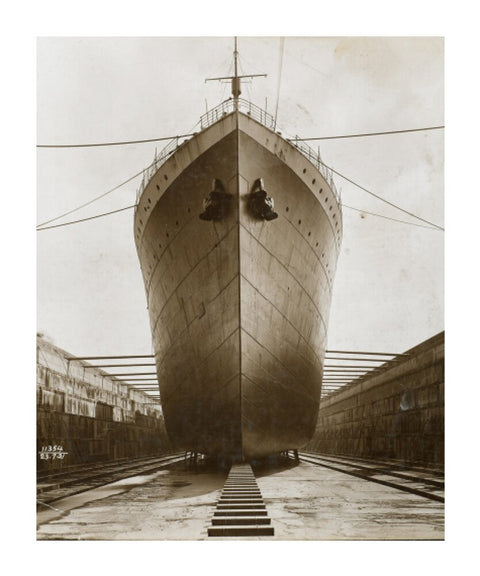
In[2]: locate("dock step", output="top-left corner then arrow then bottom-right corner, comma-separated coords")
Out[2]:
214,509 -> 268,517
208,525 -> 274,537
208,463 -> 274,537
217,503 -> 266,509
212,516 -> 271,526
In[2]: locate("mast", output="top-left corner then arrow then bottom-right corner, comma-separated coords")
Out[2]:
205,37 -> 266,106
232,37 -> 241,102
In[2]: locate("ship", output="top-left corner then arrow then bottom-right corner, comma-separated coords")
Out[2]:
134,41 -> 343,462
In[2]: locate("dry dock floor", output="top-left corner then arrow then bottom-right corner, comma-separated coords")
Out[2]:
36,460 -> 444,540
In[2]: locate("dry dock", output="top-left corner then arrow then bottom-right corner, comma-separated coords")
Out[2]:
36,332 -> 444,541
37,458 -> 443,540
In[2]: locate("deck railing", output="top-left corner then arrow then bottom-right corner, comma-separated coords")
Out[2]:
199,98 -> 277,131
135,135 -> 189,203
136,98 -> 340,204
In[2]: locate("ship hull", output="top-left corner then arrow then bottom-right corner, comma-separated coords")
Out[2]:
134,110 -> 342,461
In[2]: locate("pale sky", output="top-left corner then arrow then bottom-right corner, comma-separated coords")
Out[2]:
37,36 -> 444,357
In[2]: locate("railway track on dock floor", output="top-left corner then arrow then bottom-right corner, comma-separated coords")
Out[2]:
296,452 -> 444,503
37,453 -> 185,508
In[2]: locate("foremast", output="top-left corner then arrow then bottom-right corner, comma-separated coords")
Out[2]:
205,37 -> 267,109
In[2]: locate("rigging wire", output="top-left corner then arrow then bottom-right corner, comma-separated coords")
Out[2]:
37,125 -> 443,150
208,52 -> 235,83
37,146 -> 444,232
323,161 -> 444,231
37,118 -> 203,229
237,53 -> 252,101
37,136 -> 444,232
292,125 -> 444,141
283,44 -> 329,79
36,198 -> 442,233
36,162 -> 150,228
274,37 -> 285,129
236,51 -> 269,77
36,205 -> 136,231
341,203 -> 442,231
220,55 -> 234,101
37,132 -> 197,149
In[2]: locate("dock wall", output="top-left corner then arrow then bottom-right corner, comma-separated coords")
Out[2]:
37,337 -> 171,472
306,332 -> 444,468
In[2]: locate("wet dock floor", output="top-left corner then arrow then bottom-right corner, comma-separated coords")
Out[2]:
36,460 -> 444,540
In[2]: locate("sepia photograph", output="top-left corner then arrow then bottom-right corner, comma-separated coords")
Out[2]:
3,0 -> 478,570
35,35 -> 445,543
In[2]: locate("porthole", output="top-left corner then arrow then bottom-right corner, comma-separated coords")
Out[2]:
286,207 -> 289,212
175,220 -> 179,226
329,206 -> 332,211
166,232 -> 169,238
187,207 -> 191,213
148,198 -> 152,204
320,188 -> 323,194
298,219 -> 302,225
325,198 -> 328,203
312,179 -> 316,185
333,214 -> 336,219
140,219 -> 143,225
159,244 -> 162,249
303,168 -> 307,174
156,184 -> 160,191
308,232 -> 311,236
316,242 -> 319,247
322,253 -> 325,258
164,174 -> 168,181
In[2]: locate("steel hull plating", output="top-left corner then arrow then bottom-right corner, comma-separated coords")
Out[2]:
134,111 -> 342,461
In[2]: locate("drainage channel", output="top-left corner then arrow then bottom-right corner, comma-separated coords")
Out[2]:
208,463 -> 274,537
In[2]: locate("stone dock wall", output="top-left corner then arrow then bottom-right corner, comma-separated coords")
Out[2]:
306,332 -> 444,468
37,337 -> 171,473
